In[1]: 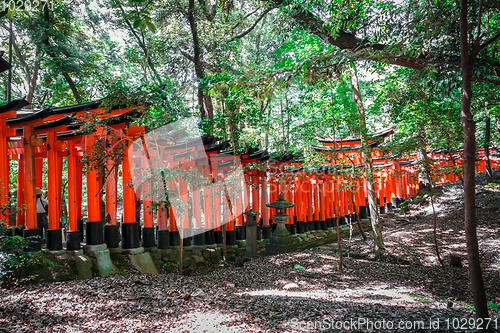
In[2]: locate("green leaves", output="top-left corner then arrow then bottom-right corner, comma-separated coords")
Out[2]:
132,18 -> 156,33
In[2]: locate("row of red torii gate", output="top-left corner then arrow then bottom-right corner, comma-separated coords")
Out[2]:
1,95 -> 499,252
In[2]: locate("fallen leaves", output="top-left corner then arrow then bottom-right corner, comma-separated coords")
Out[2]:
1,174 -> 500,332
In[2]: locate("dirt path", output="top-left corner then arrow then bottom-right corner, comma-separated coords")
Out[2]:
1,174 -> 500,332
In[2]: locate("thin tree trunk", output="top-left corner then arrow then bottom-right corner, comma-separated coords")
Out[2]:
42,6 -> 82,103
417,145 -> 432,193
188,0 -> 213,119
484,106 -> 493,183
26,47 -> 41,107
7,18 -> 13,102
349,61 -> 384,259
460,0 -> 490,325
335,171 -> 343,271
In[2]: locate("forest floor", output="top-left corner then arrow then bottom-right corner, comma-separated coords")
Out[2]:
1,172 -> 500,332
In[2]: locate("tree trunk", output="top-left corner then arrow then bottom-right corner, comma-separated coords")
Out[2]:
42,6 -> 82,103
459,0 -> 490,325
484,111 -> 493,183
416,139 -> 432,193
188,0 -> 213,119
7,18 -> 13,102
349,61 -> 384,258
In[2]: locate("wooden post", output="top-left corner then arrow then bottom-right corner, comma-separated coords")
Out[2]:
105,141 -> 118,225
85,130 -> 103,245
23,125 -> 37,230
0,114 -> 15,223
16,156 -> 25,227
261,176 -> 269,226
319,180 -> 326,229
66,140 -> 81,250
47,132 -> 60,230
67,141 -> 78,231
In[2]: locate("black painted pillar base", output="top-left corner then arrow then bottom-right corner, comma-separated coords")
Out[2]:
192,228 -> 205,247
359,206 -> 367,219
285,224 -> 291,233
308,221 -> 315,231
262,225 -> 272,240
182,237 -> 192,247
226,229 -> 236,246
272,223 -> 277,233
296,220 -> 304,234
385,202 -> 393,212
14,227 -> 24,237
170,230 -> 180,247
86,221 -> 103,245
137,223 -> 142,242
104,224 -> 119,249
256,225 -> 262,240
350,214 -> 356,223
122,222 -> 140,249
157,229 -> 170,249
66,230 -> 80,251
142,227 -> 156,248
314,220 -> 321,230
46,229 -> 63,251
204,229 -> 215,245
214,230 -> 223,244
339,216 -> 346,226
320,220 -> 327,230
77,218 -> 84,242
289,223 -> 296,235
23,228 -> 41,251
379,206 -> 385,214
235,225 -> 245,240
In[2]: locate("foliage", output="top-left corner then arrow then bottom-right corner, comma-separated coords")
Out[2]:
0,235 -> 57,288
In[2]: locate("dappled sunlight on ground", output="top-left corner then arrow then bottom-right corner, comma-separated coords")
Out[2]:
1,172 -> 500,332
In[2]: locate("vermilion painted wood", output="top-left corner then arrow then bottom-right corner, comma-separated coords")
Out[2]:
157,204 -> 168,231
23,125 -> 38,230
306,179 -> 313,222
105,155 -> 118,225
261,176 -> 269,226
47,132 -> 61,230
243,173 -> 250,215
142,157 -> 154,229
0,118 -> 10,221
192,187 -> 202,229
252,175 -> 259,216
86,131 -> 101,223
35,158 -> 43,189
203,188 -> 213,229
76,156 -> 83,220
67,140 -> 78,231
319,180 -> 325,222
169,206 -> 177,232
16,156 -> 25,227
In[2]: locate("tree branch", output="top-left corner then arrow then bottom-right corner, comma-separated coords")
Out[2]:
198,0 -> 217,21
479,30 -> 500,51
266,0 -> 500,84
231,7 -> 261,32
228,7 -> 276,42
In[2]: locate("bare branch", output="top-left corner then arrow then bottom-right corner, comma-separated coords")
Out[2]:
228,7 -> 276,42
479,30 -> 500,51
231,7 -> 261,31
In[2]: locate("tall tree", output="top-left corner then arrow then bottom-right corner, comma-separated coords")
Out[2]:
459,0 -> 498,325
349,61 -> 384,258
